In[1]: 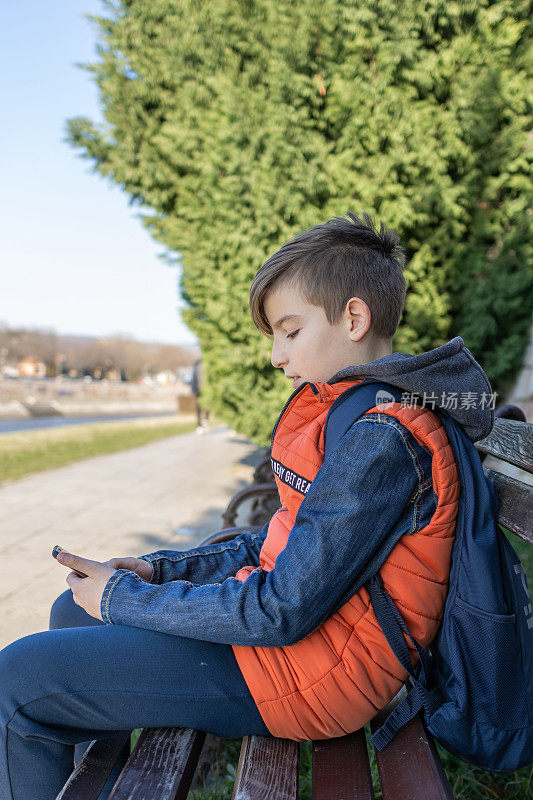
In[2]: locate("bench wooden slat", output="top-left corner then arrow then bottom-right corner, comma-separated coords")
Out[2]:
369,712 -> 454,800
55,732 -> 131,800
232,735 -> 299,800
484,467 -> 533,545
476,419 -> 533,474
108,727 -> 205,800
312,729 -> 374,800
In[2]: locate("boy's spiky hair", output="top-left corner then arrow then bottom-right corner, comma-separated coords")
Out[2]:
249,211 -> 407,340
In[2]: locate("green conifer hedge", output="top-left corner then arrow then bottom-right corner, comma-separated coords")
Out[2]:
67,0 -> 532,444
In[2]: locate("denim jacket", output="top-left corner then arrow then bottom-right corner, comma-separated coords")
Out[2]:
100,413 -> 436,646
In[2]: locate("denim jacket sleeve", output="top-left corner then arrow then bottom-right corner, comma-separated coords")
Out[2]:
137,525 -> 269,585
100,415 -> 435,646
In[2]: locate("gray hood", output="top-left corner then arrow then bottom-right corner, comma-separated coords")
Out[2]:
328,336 -> 494,442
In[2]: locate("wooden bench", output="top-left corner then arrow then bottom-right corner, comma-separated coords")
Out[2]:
56,406 -> 532,800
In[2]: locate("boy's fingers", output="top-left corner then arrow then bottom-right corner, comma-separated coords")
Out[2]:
66,571 -> 82,589
56,551 -> 76,566
57,551 -> 93,571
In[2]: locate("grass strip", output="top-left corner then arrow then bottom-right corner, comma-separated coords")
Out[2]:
0,415 -> 197,483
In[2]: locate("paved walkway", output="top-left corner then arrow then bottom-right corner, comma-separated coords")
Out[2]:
0,425 -> 264,649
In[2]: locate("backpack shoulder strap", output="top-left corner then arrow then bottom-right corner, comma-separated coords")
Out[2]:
324,380 -> 405,459
324,379 -> 439,751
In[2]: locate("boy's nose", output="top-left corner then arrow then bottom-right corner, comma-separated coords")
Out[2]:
271,342 -> 287,369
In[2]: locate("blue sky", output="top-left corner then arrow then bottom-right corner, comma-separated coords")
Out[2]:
1,1 -> 198,346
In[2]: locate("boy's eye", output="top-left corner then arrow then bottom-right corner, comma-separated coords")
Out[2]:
286,330 -> 300,339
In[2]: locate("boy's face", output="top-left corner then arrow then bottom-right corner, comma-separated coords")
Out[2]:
264,281 -> 383,390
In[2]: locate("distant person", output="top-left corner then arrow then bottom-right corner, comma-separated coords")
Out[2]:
191,357 -> 209,432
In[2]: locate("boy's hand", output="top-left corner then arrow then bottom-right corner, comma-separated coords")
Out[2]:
103,556 -> 153,582
56,551 -> 117,621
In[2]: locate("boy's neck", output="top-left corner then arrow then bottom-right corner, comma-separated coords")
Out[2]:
326,338 -> 392,382
350,337 -> 393,368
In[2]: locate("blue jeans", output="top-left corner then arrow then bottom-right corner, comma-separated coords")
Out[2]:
0,590 -> 269,800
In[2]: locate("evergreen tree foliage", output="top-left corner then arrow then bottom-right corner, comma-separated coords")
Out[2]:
67,0 -> 533,444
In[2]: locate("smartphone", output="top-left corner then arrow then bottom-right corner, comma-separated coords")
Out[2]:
52,545 -> 88,578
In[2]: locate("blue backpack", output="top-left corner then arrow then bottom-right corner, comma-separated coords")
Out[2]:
324,379 -> 533,772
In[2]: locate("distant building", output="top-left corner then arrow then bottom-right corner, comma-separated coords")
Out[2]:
17,356 -> 46,378
155,370 -> 177,385
104,368 -> 121,382
1,365 -> 19,378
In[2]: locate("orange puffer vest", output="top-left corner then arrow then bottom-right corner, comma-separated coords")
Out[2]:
232,379 -> 460,740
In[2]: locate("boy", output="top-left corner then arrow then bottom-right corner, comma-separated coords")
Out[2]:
1,212 -> 494,797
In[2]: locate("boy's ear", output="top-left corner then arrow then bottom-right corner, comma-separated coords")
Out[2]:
345,297 -> 372,340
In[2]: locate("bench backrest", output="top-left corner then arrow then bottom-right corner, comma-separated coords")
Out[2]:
475,414 -> 533,546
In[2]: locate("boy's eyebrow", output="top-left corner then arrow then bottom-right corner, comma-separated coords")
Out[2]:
272,313 -> 302,330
